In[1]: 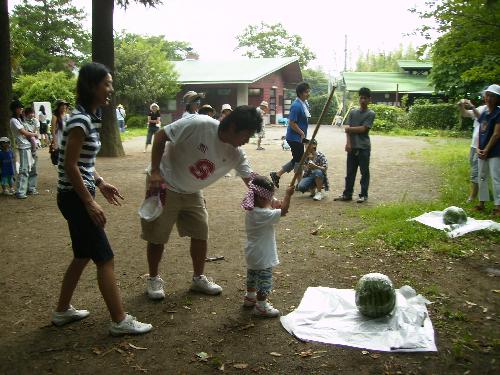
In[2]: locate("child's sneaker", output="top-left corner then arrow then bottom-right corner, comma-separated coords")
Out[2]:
252,301 -> 280,318
146,275 -> 165,300
51,305 -> 90,326
109,314 -> 152,336
190,275 -> 222,295
243,294 -> 257,307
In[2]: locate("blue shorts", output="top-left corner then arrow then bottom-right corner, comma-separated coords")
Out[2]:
57,189 -> 114,263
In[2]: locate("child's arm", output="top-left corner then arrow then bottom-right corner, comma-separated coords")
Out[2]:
280,185 -> 295,216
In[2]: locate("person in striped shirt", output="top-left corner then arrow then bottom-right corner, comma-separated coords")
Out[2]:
52,62 -> 152,336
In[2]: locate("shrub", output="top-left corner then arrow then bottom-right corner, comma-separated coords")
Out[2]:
126,114 -> 147,128
308,94 -> 338,124
370,104 -> 408,132
13,71 -> 76,107
408,103 -> 459,130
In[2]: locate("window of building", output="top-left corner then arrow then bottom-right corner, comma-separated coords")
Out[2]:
248,88 -> 263,96
167,99 -> 177,111
217,89 -> 231,96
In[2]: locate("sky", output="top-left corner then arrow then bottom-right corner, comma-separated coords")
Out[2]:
9,0 -> 433,76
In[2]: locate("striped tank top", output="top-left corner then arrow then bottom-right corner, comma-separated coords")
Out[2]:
57,105 -> 101,192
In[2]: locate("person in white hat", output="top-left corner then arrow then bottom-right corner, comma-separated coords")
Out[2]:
198,104 -> 215,118
145,103 -> 161,152
116,104 -> 126,133
473,84 -> 500,216
256,101 -> 269,150
219,104 -> 232,121
182,91 -> 203,118
141,105 -> 263,300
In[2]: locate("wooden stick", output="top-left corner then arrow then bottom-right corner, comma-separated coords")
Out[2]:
289,86 -> 337,187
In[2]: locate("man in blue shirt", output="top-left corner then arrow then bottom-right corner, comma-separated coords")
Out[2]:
270,82 -> 311,188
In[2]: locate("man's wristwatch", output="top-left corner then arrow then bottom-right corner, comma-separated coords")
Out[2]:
95,177 -> 104,187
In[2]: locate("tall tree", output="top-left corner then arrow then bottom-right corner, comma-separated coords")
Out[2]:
411,0 -> 500,97
92,0 -> 162,157
10,0 -> 90,75
235,22 -> 316,68
0,0 -> 12,138
355,44 -> 417,72
302,68 -> 329,96
115,33 -> 179,113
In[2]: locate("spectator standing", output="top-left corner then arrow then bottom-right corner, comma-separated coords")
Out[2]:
473,84 -> 500,216
256,101 -> 269,150
116,104 -> 126,133
50,99 -> 69,151
52,62 -> 152,336
219,104 -> 232,121
334,87 -> 375,203
38,105 -> 50,147
269,82 -> 311,189
145,103 -> 161,153
9,99 -> 38,199
198,104 -> 215,118
0,137 -> 15,195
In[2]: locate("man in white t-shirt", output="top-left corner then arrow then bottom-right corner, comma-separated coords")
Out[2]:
141,106 -> 263,299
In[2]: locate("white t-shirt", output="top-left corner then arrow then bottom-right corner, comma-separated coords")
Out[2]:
244,207 -> 282,270
465,105 -> 487,148
10,118 -> 31,150
160,114 -> 252,193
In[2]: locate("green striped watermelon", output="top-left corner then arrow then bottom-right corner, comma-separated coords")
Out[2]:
355,273 -> 396,318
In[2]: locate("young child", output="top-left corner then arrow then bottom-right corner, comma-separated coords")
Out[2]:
0,137 -> 15,195
23,107 -> 40,156
241,175 -> 294,317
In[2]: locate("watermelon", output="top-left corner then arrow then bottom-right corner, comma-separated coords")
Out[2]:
442,206 -> 467,225
355,273 -> 396,318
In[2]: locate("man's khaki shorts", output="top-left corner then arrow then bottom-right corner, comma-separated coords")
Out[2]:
141,186 -> 209,244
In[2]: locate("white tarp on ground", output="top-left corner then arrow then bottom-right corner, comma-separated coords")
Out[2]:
280,286 -> 437,352
410,210 -> 500,238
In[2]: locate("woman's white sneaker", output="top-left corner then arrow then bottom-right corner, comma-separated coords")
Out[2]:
146,275 -> 165,300
252,301 -> 280,318
109,314 -> 152,336
190,275 -> 222,295
51,305 -> 90,326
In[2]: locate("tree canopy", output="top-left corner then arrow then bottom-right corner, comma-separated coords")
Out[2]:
235,22 -> 316,68
412,0 -> 500,97
10,0 -> 90,75
302,68 -> 329,96
114,33 -> 180,113
13,71 -> 76,107
355,44 -> 417,72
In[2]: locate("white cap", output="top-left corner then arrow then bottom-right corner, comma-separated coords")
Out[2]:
221,104 -> 232,112
485,84 -> 500,96
0,136 -> 10,143
260,101 -> 269,108
138,195 -> 163,222
150,103 -> 159,111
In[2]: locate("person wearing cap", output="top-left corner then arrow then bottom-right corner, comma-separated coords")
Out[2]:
198,104 -> 215,118
0,137 -> 15,195
116,104 -> 126,133
182,91 -> 203,118
9,99 -> 38,199
50,99 -> 69,152
141,105 -> 262,300
457,88 -> 488,203
219,104 -> 232,121
296,139 -> 329,201
145,103 -> 161,152
473,84 -> 500,216
256,101 -> 268,150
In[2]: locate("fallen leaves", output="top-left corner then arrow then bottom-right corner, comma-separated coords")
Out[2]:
269,352 -> 282,357
233,363 -> 249,369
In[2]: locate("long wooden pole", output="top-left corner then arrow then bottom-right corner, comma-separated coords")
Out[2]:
289,86 -> 336,187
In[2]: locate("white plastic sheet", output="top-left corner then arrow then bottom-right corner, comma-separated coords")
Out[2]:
410,210 -> 500,238
280,286 -> 437,352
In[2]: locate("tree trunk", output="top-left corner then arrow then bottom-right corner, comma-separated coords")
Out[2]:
0,0 -> 13,139
92,0 -> 124,157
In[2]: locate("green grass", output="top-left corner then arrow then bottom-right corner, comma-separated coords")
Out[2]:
324,138 -> 499,257
120,127 -> 147,141
371,127 -> 470,138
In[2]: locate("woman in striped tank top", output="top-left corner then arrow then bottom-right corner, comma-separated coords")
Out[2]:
52,62 -> 152,336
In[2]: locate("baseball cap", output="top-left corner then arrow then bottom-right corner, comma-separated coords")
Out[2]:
0,136 -> 10,143
221,104 -> 232,112
485,84 -> 500,96
200,104 -> 214,110
260,101 -> 269,108
138,195 -> 163,222
183,91 -> 203,104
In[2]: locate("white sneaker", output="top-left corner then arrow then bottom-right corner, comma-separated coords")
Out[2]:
146,275 -> 165,300
190,275 -> 222,295
51,305 -> 90,326
313,191 -> 323,201
109,314 -> 152,336
252,301 -> 280,318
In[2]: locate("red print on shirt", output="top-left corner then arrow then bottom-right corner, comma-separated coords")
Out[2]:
189,159 -> 215,180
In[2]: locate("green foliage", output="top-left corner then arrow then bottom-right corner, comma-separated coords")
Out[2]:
308,94 -> 338,124
411,0 -> 500,98
10,0 -> 90,75
302,68 -> 329,96
114,33 -> 180,113
13,71 -> 76,107
117,32 -> 192,61
408,103 -> 459,129
370,104 -> 408,132
125,114 -> 147,128
355,44 -> 417,72
235,22 -> 316,68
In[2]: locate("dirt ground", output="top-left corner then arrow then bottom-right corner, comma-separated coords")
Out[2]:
0,125 -> 498,375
